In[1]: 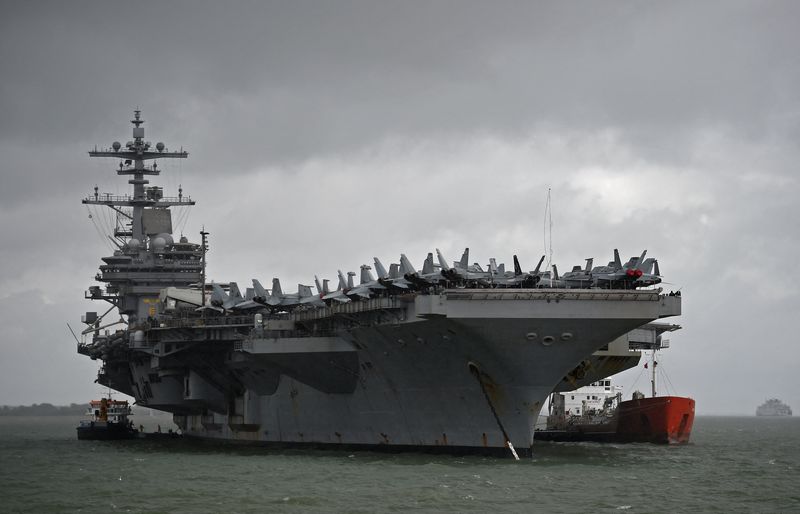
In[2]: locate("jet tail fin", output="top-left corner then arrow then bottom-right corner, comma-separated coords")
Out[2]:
585,258 -> 593,273
359,265 -> 374,284
211,283 -> 228,304
513,255 -> 523,276
436,249 -> 450,271
374,257 -> 388,279
400,254 -> 416,276
252,279 -> 268,299
636,250 -> 648,270
552,264 -> 560,280
314,275 -> 323,295
457,248 -> 469,269
271,278 -> 283,297
337,270 -> 347,291
533,255 -> 545,275
654,260 -> 660,276
613,249 -> 622,270
298,284 -> 313,298
453,247 -> 469,271
229,282 -> 242,300
639,258 -> 655,275
422,253 -> 435,275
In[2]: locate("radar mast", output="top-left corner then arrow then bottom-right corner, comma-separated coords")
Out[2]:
85,109 -> 193,243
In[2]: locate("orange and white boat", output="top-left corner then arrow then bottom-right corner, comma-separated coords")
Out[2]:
76,397 -> 139,440
535,352 -> 695,444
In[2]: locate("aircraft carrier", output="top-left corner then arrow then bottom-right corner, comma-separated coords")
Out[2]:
77,111 -> 681,457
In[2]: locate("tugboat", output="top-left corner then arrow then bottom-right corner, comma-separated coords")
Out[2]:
535,346 -> 695,444
76,397 -> 138,440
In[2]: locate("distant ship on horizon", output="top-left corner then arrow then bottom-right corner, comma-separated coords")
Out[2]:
756,398 -> 792,417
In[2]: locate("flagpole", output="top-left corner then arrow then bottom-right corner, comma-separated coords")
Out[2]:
651,350 -> 657,398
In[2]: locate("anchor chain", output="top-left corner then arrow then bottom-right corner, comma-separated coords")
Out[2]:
469,363 -> 520,460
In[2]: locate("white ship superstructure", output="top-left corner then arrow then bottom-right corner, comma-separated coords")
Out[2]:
559,380 -> 623,417
756,399 -> 792,417
77,112 -> 682,457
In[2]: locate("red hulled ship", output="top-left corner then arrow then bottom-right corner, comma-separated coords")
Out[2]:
535,349 -> 695,444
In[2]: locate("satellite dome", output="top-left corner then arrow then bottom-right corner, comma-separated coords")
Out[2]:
155,233 -> 174,246
156,142 -> 165,152
150,237 -> 166,252
112,141 -> 121,151
128,238 -> 141,250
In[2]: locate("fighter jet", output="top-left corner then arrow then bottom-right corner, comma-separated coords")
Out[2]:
438,247 -> 471,281
536,265 -> 569,288
560,258 -> 595,288
436,248 -> 491,286
233,279 -> 272,310
265,278 -> 323,309
633,258 -> 662,288
322,270 -> 355,303
198,282 -> 245,312
518,255 -> 546,286
298,282 -> 326,308
592,249 -> 650,289
374,257 -> 413,290
401,253 -> 446,288
488,255 -> 543,288
486,258 -> 512,286
346,265 -> 387,299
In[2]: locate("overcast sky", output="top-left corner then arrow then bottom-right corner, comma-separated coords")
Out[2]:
1,1 -> 798,414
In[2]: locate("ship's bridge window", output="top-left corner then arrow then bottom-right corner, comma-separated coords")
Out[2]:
571,395 -> 575,400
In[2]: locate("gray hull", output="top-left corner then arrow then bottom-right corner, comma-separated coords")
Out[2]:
120,290 -> 680,456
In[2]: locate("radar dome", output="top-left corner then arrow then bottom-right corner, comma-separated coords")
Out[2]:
150,237 -> 166,252
156,142 -> 165,152
128,238 -> 141,250
112,141 -> 121,151
179,235 -> 188,243
155,233 -> 174,246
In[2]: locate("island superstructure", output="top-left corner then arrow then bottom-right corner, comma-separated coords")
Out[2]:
77,112 -> 682,457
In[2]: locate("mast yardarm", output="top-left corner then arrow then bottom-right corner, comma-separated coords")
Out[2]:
85,110 -> 192,242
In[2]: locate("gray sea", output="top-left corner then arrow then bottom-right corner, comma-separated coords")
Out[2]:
0,416 -> 797,513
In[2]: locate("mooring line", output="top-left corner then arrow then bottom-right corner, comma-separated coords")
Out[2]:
469,364 -> 520,460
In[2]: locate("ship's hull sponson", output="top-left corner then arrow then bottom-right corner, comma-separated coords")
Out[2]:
139,289 -> 681,456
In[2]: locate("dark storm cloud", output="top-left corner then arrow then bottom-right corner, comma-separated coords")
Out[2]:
3,1 -> 798,163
